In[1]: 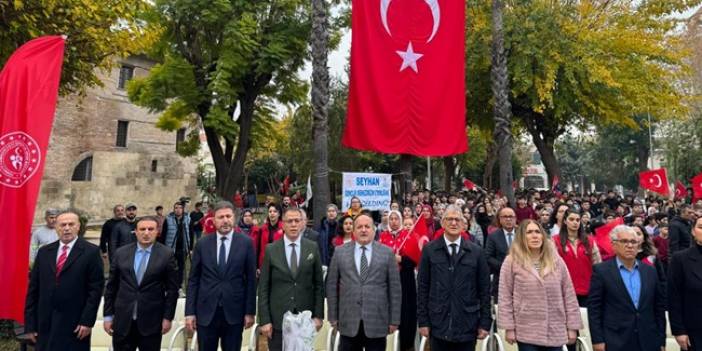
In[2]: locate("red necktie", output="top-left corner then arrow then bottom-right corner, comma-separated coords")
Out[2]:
56,245 -> 69,279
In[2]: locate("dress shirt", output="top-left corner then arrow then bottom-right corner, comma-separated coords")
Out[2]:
616,257 -> 641,309
55,236 -> 78,263
216,231 -> 234,265
283,235 -> 302,269
443,235 -> 462,255
354,242 -> 373,274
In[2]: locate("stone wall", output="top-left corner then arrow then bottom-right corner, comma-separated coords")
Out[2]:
33,56 -> 199,224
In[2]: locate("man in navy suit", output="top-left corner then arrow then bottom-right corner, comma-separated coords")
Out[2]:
185,201 -> 257,351
588,225 -> 666,351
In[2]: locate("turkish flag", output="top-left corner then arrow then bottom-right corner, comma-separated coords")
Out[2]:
639,168 -> 670,196
692,173 -> 702,201
594,217 -> 624,261
0,36 -> 65,323
399,231 -> 422,265
675,180 -> 687,200
463,178 -> 476,191
343,0 -> 467,156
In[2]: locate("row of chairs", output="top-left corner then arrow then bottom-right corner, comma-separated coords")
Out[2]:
89,299 -> 680,351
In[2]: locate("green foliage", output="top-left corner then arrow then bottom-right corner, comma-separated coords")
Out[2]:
0,0 -> 158,95
659,113 -> 702,182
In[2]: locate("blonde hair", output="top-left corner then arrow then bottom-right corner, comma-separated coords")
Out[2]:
509,219 -> 557,277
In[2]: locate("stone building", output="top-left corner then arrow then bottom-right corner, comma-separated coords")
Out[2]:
33,56 -> 199,224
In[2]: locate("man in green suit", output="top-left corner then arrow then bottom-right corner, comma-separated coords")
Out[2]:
258,207 -> 325,351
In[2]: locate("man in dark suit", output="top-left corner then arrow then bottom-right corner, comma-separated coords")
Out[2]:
327,213 -> 401,351
669,204 -> 694,256
186,201 -> 257,351
24,210 -> 104,351
300,209 -> 320,244
485,207 -> 516,297
417,205 -> 491,351
258,208 -> 325,351
100,204 -> 125,261
103,216 -> 179,351
588,225 -> 666,351
110,202 -> 138,259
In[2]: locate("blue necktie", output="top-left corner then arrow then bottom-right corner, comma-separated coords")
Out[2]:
136,249 -> 149,285
219,236 -> 228,273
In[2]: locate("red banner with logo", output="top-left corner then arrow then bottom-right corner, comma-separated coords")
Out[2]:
343,0 -> 467,156
0,36 -> 65,322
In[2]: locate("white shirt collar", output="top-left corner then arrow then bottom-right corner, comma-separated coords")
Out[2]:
444,234 -> 461,249
217,231 -> 233,241
355,241 -> 372,251
59,236 -> 78,250
284,234 -> 301,247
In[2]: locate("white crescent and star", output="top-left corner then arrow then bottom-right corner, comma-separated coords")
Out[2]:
381,0 -> 441,73
650,174 -> 662,188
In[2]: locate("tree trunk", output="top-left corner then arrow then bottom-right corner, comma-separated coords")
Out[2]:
311,0 -> 331,223
516,107 -> 564,186
491,0 -> 515,206
483,141 -> 496,189
222,95 -> 256,200
399,154 -> 413,205
443,157 -> 455,191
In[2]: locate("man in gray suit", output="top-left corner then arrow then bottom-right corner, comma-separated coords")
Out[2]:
327,213 -> 401,351
258,208 -> 325,351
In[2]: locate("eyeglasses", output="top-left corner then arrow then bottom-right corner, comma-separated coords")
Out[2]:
614,239 -> 639,246
444,217 -> 462,223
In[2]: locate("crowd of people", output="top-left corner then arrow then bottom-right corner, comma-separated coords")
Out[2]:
23,187 -> 702,351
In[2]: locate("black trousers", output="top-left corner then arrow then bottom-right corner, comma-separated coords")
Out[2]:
340,321 -> 386,351
267,328 -> 284,351
429,336 -> 476,351
687,331 -> 702,351
112,321 -> 162,351
197,306 -> 243,351
175,250 -> 185,290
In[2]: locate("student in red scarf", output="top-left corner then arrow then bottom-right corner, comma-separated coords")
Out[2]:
552,208 -> 602,309
420,204 -> 441,239
254,203 -> 284,268
378,210 -> 421,351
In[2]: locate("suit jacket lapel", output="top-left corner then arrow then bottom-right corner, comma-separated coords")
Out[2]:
348,243 -> 361,281
128,245 -> 139,285
689,248 -> 702,281
498,230 -> 509,252
139,244 -> 160,286
61,239 -> 84,274
367,242 -> 382,278
47,242 -> 59,275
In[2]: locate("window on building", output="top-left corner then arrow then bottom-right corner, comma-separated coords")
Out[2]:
71,156 -> 93,181
116,121 -> 128,147
176,128 -> 186,149
118,65 -> 134,90
151,160 -> 158,172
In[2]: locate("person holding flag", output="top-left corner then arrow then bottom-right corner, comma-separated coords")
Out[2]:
378,210 -> 420,351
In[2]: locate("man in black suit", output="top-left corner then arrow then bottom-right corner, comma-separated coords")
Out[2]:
186,201 -> 257,351
485,207 -> 516,297
300,209 -> 320,245
103,216 -> 179,351
24,210 -> 104,351
258,208 -> 325,351
110,202 -> 138,259
669,204 -> 694,256
588,225 -> 666,351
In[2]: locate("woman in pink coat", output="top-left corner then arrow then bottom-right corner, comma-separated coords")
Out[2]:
497,219 -> 582,351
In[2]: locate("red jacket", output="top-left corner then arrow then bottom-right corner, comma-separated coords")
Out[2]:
332,234 -> 354,247
254,221 -> 284,268
552,235 -> 596,296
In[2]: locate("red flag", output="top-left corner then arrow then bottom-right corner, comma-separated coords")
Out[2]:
463,178 -> 476,191
342,0 -> 467,156
639,168 -> 670,196
594,217 -> 624,261
692,173 -> 702,201
399,232 -> 422,265
0,36 -> 65,323
675,180 -> 687,199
